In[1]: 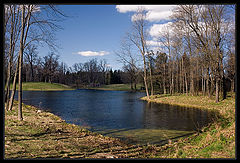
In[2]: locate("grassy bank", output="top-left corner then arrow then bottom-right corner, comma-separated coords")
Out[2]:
5,101 -> 185,159
141,93 -> 235,158
4,92 -> 235,158
88,84 -> 142,91
11,82 -> 75,91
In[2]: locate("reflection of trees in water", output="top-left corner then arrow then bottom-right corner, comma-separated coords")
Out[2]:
143,102 -> 214,131
20,90 -> 215,132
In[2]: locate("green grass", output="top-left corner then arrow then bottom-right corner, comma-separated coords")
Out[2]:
11,82 -> 75,91
141,93 -> 235,158
5,101 -> 195,159
5,87 -> 235,158
88,84 -> 142,91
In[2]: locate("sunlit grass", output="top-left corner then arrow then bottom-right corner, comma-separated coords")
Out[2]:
141,93 -> 235,158
11,82 -> 75,91
89,84 -> 142,91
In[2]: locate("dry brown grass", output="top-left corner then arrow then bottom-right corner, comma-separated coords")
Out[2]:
141,93 -> 235,158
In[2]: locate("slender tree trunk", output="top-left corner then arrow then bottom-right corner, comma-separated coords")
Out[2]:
18,45 -> 23,120
222,75 -> 226,100
207,68 -> 211,97
8,55 -> 19,111
17,6 -> 27,121
5,47 -> 12,104
215,78 -> 219,103
143,57 -> 149,99
30,62 -> 34,82
5,57 -> 12,110
18,50 -> 23,120
202,67 -> 204,95
130,80 -> 133,90
231,79 -> 234,93
170,60 -> 174,95
190,69 -> 194,95
148,61 -> 154,96
169,62 -> 173,94
181,58 -> 184,94
185,72 -> 188,95
163,64 -> 166,94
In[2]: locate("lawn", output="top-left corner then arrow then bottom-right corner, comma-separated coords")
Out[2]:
88,84 -> 142,91
141,93 -> 235,158
5,84 -> 235,158
11,82 -> 75,91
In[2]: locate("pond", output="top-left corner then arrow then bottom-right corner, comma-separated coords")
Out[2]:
17,89 -> 216,145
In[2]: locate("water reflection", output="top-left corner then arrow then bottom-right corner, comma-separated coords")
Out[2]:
17,90 -> 215,133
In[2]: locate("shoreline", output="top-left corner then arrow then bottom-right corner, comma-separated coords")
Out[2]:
140,93 -> 235,158
5,92 -> 235,158
5,101 -> 185,159
4,101 -> 130,158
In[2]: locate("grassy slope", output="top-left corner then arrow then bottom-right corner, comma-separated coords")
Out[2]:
4,102 -> 180,159
88,84 -> 142,91
4,83 -> 235,158
12,82 -> 75,91
141,94 -> 235,158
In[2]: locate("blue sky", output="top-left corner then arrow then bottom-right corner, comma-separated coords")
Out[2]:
38,5 -> 134,70
37,5 -> 235,70
37,5 -> 179,70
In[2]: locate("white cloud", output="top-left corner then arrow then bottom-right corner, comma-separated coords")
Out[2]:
146,40 -> 163,46
149,22 -> 174,38
75,50 -> 110,57
146,10 -> 173,22
116,5 -> 177,52
116,5 -> 176,22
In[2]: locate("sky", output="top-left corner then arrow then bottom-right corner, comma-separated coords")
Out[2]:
36,5 -> 179,70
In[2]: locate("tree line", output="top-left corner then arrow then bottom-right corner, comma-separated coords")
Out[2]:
118,5 -> 235,102
14,51 -> 137,88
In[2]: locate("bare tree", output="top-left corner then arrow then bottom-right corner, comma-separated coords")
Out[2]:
42,52 -> 59,83
24,44 -> 38,81
158,24 -> 174,94
115,37 -> 140,90
4,5 -> 21,111
127,7 -> 150,99
4,4 -> 65,119
147,50 -> 154,96
171,5 -> 233,102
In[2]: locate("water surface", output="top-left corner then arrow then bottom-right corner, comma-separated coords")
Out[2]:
17,89 -> 215,144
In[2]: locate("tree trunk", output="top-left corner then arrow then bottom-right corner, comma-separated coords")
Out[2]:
143,57 -> 149,99
18,49 -> 23,121
185,72 -> 188,95
130,80 -> 133,90
231,79 -> 235,93
202,67 -> 205,95
190,69 -> 194,95
163,64 -> 166,94
8,55 -> 20,111
215,78 -> 219,103
222,75 -> 226,100
148,61 -> 154,96
17,6 -> 26,121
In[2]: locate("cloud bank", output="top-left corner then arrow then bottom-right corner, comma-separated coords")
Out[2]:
149,22 -> 174,38
116,5 -> 176,22
75,50 -> 110,57
116,5 -> 177,53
